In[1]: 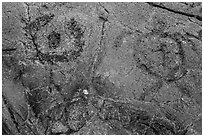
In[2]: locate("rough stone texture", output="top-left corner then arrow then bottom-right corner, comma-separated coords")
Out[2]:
2,2 -> 202,135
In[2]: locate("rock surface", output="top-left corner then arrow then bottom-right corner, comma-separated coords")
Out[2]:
2,2 -> 202,135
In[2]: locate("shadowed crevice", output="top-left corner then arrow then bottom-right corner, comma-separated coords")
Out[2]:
146,2 -> 202,21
